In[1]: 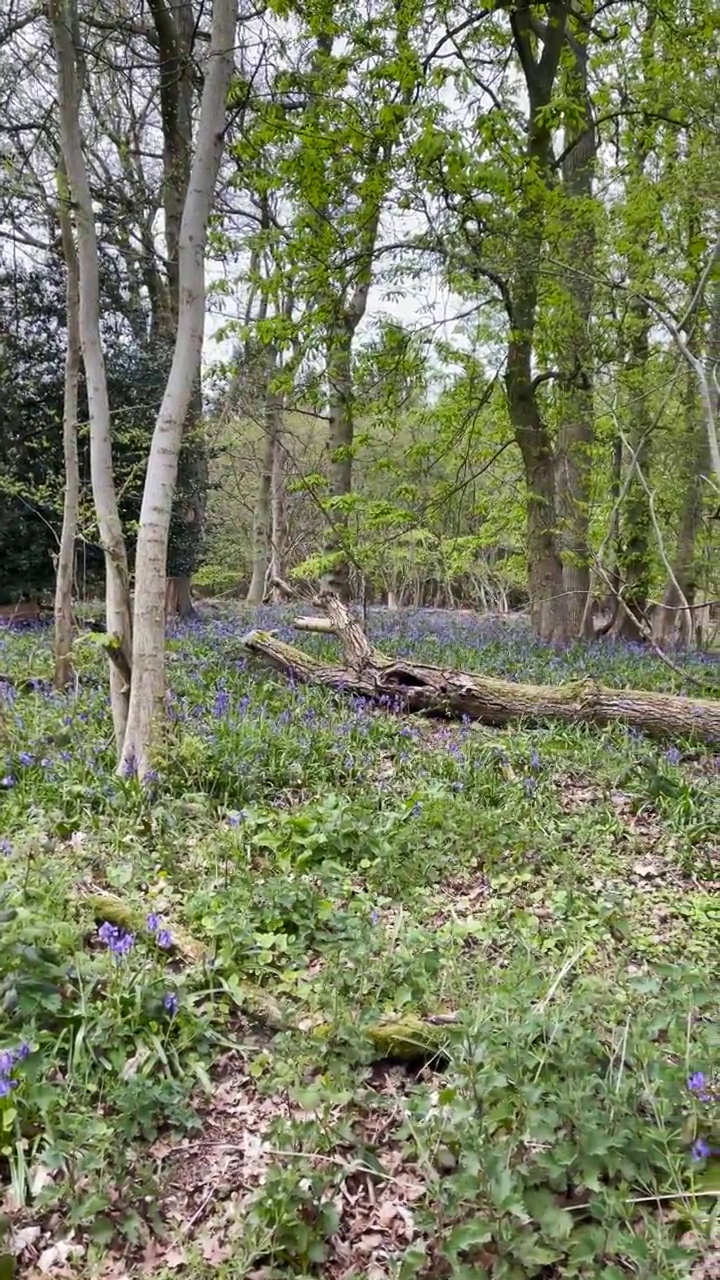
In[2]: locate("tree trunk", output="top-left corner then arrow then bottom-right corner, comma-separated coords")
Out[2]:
121,0 -> 238,777
50,0 -> 132,748
322,323 -> 355,600
270,431 -> 286,594
653,371 -> 706,647
505,2 -> 569,644
556,37 -> 597,638
53,165 -> 80,691
247,357 -> 284,603
611,303 -> 652,642
246,422 -> 275,604
241,596 -> 720,744
150,3 -> 208,618
512,401 -> 567,643
164,575 -> 194,619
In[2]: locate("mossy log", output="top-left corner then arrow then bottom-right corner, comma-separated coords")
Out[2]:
79,892 -> 452,1061
80,892 -> 209,963
240,594 -> 720,744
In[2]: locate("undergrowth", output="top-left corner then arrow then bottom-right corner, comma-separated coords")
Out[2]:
0,608 -> 718,1278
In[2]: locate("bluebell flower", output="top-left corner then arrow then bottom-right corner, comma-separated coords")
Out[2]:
691,1137 -> 711,1161
0,1050 -> 15,1075
0,1078 -> 17,1097
226,811 -> 242,827
688,1071 -> 707,1092
665,746 -> 682,767
370,909 -> 380,926
1,776 -> 15,789
18,752 -> 34,767
163,992 -> 179,1015
98,921 -> 135,956
156,929 -> 172,950
687,1072 -> 711,1101
0,837 -> 11,855
147,913 -> 161,933
523,777 -> 537,798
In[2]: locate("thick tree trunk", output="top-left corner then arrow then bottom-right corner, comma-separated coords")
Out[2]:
323,324 -> 354,600
505,3 -> 569,644
556,41 -> 597,638
50,0 -> 132,747
121,0 -> 238,776
54,166 -> 80,691
165,575 -> 194,618
512,402 -> 567,643
241,596 -> 720,744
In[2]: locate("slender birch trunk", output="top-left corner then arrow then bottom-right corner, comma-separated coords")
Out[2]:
49,0 -> 132,746
54,165 -> 80,691
120,0 -> 238,776
323,322 -> 355,600
270,432 -> 286,593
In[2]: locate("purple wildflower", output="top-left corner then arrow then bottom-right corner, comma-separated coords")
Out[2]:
163,992 -> 179,1015
1,776 -> 15,789
146,913 -> 161,933
0,837 -> 11,856
156,929 -> 172,950
523,776 -> 537,798
665,746 -> 682,767
688,1072 -> 711,1102
691,1137 -> 711,1161
98,921 -> 135,956
18,752 -> 34,767
0,1050 -> 15,1075
226,811 -> 242,827
370,909 -> 380,926
15,1042 -> 29,1060
0,1078 -> 17,1097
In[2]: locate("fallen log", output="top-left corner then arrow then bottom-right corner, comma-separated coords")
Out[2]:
240,594 -> 720,744
79,889 -> 456,1061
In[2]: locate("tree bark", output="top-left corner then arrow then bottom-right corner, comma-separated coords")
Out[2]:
241,596 -> 720,744
323,322 -> 355,600
50,0 -> 132,748
611,301 -> 652,641
53,164 -> 80,691
270,431 -> 286,594
121,0 -> 238,776
652,367 -> 708,647
556,34 -> 597,638
247,348 -> 284,603
506,0 -> 569,643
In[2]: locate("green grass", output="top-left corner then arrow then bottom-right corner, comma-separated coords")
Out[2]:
0,609 -> 719,1278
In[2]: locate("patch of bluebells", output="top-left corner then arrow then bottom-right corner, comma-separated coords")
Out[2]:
98,921 -> 135,957
0,1041 -> 30,1098
147,913 -> 173,950
163,992 -> 179,1015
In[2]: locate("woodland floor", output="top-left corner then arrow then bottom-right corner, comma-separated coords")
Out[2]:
1,605 -> 719,1279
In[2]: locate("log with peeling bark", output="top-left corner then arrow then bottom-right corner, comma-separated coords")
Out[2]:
240,594 -> 720,744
